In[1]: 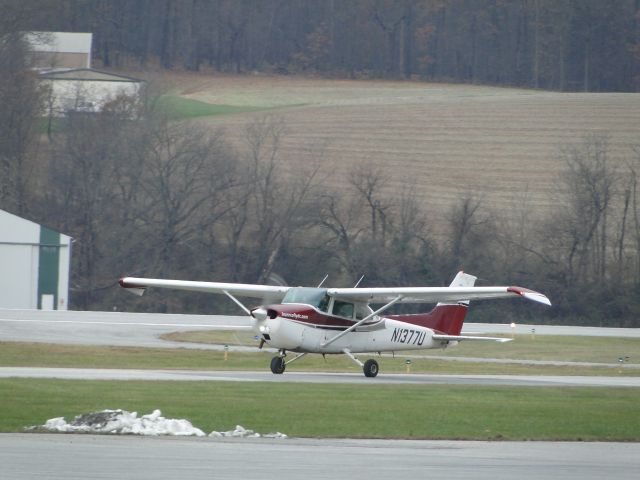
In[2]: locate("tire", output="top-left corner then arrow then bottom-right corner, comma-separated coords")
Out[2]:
270,356 -> 286,374
363,359 -> 379,378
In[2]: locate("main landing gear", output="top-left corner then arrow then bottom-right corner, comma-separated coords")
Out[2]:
269,349 -> 378,378
343,349 -> 379,378
363,359 -> 379,378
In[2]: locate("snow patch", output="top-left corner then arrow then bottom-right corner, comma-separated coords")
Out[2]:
208,425 -> 287,439
33,409 -> 287,439
40,409 -> 205,436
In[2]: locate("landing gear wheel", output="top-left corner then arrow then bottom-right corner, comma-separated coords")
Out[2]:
363,359 -> 379,378
270,356 -> 286,374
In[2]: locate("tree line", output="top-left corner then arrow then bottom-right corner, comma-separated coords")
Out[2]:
16,0 -> 640,92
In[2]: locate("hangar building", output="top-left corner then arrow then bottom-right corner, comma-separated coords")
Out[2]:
0,209 -> 71,310
25,31 -> 92,70
39,68 -> 144,116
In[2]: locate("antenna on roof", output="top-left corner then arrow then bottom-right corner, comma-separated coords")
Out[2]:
353,275 -> 365,288
317,274 -> 329,288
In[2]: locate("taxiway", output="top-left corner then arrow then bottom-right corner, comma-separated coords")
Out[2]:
1,309 -> 639,352
2,367 -> 639,387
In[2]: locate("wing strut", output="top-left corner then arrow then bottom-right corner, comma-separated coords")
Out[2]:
223,290 -> 252,316
320,295 -> 403,348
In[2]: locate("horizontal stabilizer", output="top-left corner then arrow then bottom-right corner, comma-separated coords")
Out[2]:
432,334 -> 512,343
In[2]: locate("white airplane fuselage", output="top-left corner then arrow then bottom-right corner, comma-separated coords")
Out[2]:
251,303 -> 450,354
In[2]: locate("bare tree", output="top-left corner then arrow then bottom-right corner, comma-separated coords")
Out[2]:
137,120 -> 233,280
0,29 -> 43,214
388,184 -> 433,285
447,194 -> 490,271
241,116 -> 323,283
629,146 -> 640,286
555,135 -> 615,284
47,108 -> 133,307
348,163 -> 392,244
316,191 -> 366,276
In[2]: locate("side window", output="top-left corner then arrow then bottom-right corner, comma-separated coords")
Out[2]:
318,295 -> 330,312
333,300 -> 354,319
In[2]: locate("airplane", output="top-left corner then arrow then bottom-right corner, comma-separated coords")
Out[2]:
119,271 -> 550,377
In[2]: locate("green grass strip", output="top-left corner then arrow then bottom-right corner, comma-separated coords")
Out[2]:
2,379 -> 639,440
155,95 -> 267,119
2,342 -> 637,377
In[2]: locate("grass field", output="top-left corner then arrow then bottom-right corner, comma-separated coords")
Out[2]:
3,379 -> 639,440
3,338 -> 638,440
154,73 -> 640,226
161,331 -> 640,365
1,341 -> 637,376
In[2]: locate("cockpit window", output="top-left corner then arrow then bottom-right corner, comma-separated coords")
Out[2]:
282,287 -> 330,312
332,300 -> 354,319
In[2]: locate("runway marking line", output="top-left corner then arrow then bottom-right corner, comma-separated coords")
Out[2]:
0,318 -> 251,329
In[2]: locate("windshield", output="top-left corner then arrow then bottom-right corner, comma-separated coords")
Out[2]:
282,287 -> 330,311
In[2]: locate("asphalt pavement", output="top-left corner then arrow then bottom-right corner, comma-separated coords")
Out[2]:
2,434 -> 639,480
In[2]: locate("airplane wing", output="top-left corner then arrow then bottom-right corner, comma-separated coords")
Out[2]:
119,277 -> 291,303
327,286 -> 551,306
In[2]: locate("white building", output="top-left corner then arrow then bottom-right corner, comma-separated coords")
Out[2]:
40,68 -> 144,116
0,209 -> 71,310
26,31 -> 93,70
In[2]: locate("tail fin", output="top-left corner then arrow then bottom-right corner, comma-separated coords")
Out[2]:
389,271 -> 477,335
445,271 -> 477,291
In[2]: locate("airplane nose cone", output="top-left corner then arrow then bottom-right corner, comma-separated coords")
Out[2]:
251,307 -> 268,321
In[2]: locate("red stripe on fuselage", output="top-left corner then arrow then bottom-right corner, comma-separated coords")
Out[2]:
267,303 -> 468,335
265,304 -> 377,329
387,304 -> 468,336
266,304 -> 354,328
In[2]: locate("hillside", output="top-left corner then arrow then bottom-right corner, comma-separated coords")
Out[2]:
169,74 -> 640,227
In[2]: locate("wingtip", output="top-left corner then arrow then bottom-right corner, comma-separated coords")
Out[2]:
523,292 -> 552,306
118,277 -> 146,296
507,287 -> 551,306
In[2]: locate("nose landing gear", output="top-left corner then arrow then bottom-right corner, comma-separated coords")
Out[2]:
270,351 -> 286,374
270,356 -> 286,374
270,350 -> 308,374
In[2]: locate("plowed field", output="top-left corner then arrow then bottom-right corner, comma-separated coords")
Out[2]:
172,74 -> 640,226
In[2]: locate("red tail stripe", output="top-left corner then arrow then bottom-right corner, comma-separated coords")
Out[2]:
388,304 -> 469,336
